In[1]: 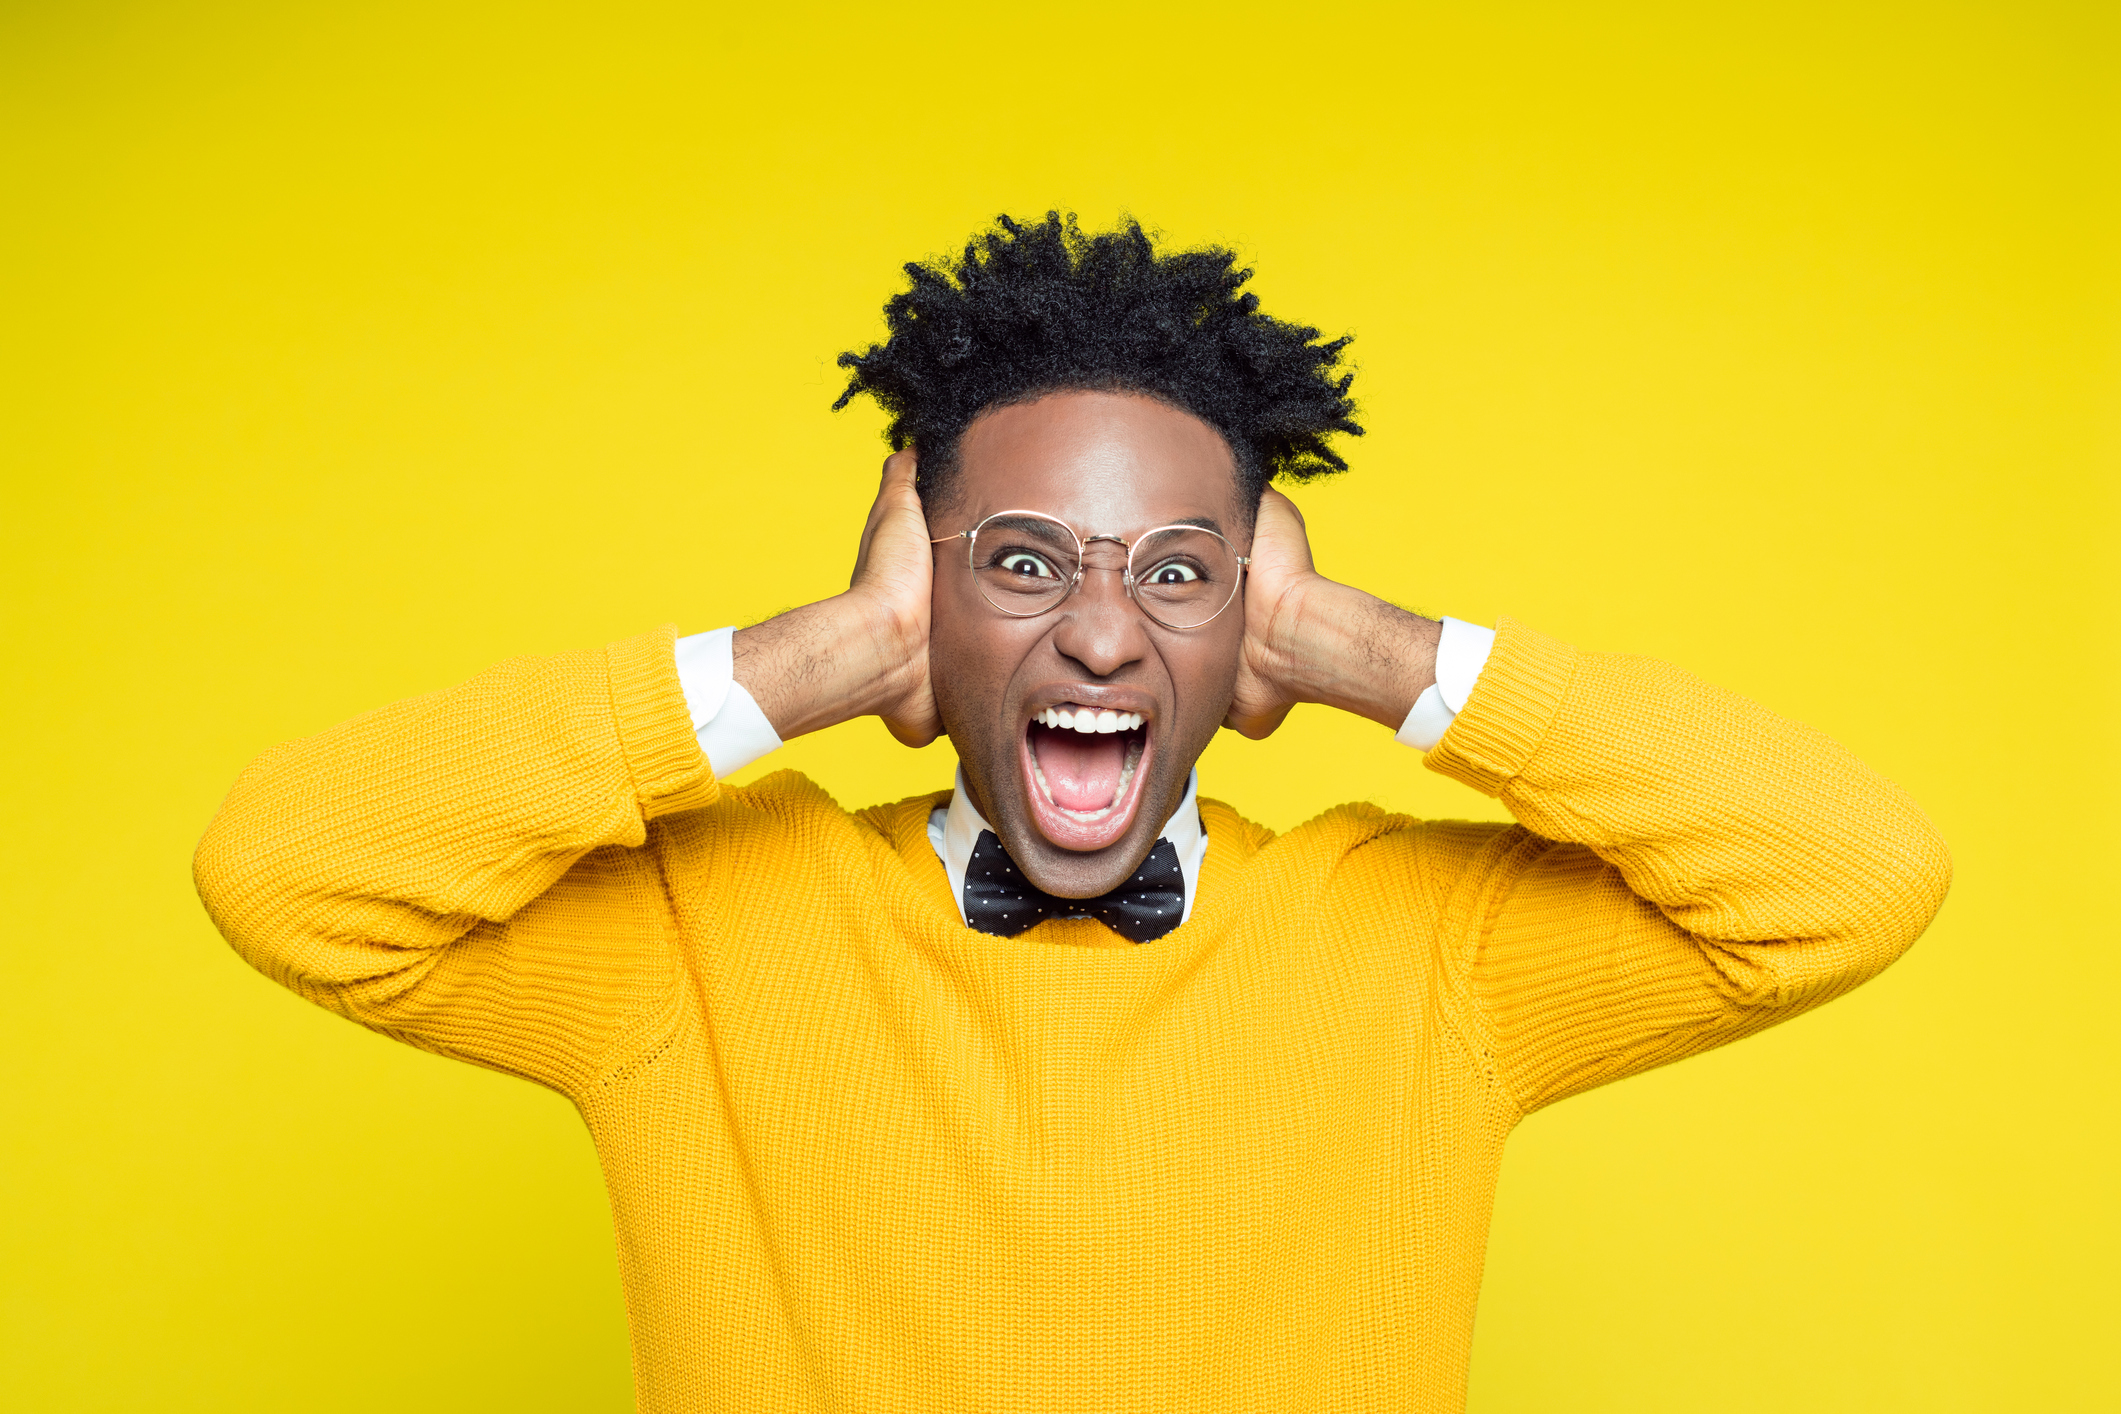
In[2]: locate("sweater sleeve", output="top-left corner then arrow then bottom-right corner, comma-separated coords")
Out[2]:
192,625 -> 719,1095
1417,618 -> 1952,1116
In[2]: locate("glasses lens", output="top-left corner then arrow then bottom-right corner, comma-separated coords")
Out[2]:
970,513 -> 1079,617
1131,527 -> 1242,629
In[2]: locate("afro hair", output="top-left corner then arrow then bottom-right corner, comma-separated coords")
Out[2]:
832,213 -> 1361,516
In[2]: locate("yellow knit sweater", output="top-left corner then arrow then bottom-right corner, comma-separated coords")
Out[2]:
195,618 -> 1949,1412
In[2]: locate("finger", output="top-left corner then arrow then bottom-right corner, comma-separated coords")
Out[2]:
860,450 -> 921,540
855,455 -> 905,576
854,448 -> 932,586
1258,485 -> 1305,529
881,451 -> 930,536
882,447 -> 920,497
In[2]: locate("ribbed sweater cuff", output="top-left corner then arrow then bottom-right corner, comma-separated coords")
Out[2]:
607,624 -> 719,818
1423,616 -> 1579,797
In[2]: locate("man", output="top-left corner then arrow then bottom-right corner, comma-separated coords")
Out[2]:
196,213 -> 1950,1412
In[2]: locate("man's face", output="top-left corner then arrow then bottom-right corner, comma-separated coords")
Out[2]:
927,389 -> 1250,899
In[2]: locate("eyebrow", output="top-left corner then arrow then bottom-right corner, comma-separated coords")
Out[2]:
971,511 -> 1230,540
982,514 -> 1076,540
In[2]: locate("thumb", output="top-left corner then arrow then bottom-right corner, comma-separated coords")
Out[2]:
853,448 -> 932,591
881,447 -> 920,505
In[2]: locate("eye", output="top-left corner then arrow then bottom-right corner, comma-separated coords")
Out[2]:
1141,559 -> 1202,585
996,550 -> 1061,580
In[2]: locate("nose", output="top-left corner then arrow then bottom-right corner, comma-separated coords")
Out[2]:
1049,541 -> 1150,678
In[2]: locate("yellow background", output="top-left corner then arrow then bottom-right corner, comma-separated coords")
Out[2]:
3,2 -> 2114,1409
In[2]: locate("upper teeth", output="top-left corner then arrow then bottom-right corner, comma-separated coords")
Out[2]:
1039,706 -> 1145,734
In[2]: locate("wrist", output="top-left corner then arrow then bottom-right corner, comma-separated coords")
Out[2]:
734,592 -> 924,741
838,586 -> 929,721
1270,576 -> 1440,730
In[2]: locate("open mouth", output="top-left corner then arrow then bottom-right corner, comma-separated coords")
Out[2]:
1019,703 -> 1153,851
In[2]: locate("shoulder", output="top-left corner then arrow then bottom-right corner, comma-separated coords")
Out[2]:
662,769 -> 848,835
1240,800 -> 1538,903
1197,797 -> 1275,857
654,770 -> 943,856
649,772 -> 955,920
853,787 -> 957,855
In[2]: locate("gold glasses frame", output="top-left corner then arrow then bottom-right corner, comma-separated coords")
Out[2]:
931,509 -> 1251,631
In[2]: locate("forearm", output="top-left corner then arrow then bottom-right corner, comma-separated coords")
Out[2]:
1437,620 -> 1952,951
731,591 -> 926,742
1268,576 -> 1442,730
1419,618 -> 1953,1110
197,628 -> 708,996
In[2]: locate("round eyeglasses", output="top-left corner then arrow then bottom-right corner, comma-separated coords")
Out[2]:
931,510 -> 1251,631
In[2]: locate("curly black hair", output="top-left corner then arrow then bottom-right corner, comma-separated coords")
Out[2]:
832,213 -> 1361,517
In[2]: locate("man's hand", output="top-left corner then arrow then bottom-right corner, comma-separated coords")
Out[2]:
1223,486 -> 1443,738
846,452 -> 942,746
1224,488 -> 1324,739
733,451 -> 942,747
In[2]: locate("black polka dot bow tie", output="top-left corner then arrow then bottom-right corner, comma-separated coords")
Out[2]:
962,830 -> 1186,943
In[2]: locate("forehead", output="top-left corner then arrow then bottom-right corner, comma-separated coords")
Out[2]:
950,390 -> 1244,533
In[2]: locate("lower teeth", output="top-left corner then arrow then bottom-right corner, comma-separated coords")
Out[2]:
1031,735 -> 1144,822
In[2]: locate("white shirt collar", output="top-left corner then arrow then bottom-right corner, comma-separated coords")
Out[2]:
926,767 -> 1208,928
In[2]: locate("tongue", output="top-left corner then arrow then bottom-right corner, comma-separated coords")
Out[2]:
1032,726 -> 1128,811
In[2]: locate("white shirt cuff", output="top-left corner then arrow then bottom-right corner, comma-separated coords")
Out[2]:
1394,617 -> 1497,752
673,626 -> 784,778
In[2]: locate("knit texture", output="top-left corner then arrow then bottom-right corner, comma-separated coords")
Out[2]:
195,618 -> 1951,1413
